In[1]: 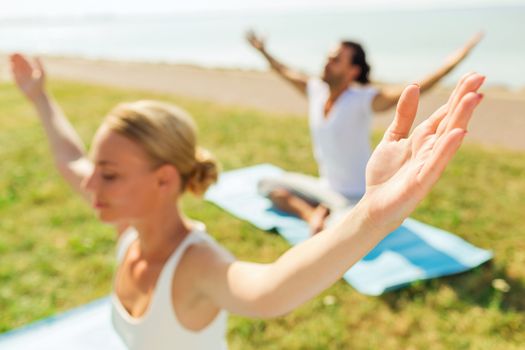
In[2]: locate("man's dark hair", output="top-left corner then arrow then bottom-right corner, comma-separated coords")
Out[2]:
341,41 -> 370,84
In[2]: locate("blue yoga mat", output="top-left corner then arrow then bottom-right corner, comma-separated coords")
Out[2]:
205,164 -> 493,296
0,297 -> 124,350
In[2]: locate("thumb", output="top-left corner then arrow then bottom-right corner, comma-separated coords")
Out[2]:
34,57 -> 46,80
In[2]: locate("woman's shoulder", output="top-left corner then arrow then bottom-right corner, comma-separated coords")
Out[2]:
179,223 -> 235,282
185,223 -> 234,268
175,225 -> 235,303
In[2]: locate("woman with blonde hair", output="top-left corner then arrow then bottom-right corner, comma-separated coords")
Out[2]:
10,53 -> 484,349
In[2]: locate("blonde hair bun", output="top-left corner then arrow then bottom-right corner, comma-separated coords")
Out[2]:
186,147 -> 219,196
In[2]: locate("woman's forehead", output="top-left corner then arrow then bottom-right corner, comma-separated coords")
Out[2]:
90,127 -> 149,166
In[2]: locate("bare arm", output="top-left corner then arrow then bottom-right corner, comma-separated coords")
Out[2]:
197,73 -> 485,318
195,203 -> 380,318
372,32 -> 484,112
10,54 -> 93,202
246,31 -> 309,96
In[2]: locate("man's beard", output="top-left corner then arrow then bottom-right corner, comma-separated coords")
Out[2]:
322,72 -> 345,88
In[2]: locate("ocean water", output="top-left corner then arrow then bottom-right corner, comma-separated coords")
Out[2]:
0,5 -> 524,87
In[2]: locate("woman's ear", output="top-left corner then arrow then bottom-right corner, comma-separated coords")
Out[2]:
155,164 -> 182,193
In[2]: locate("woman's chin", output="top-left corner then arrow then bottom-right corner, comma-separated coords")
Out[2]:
95,209 -> 118,224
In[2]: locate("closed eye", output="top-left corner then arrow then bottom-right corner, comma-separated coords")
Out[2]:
102,173 -> 118,181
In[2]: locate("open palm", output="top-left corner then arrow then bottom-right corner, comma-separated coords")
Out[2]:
10,53 -> 46,101
364,73 -> 485,231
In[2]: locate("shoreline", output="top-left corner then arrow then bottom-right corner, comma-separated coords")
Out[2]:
1,53 -> 524,151
3,52 -> 525,94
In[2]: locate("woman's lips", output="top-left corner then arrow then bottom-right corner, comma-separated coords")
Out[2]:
93,201 -> 108,209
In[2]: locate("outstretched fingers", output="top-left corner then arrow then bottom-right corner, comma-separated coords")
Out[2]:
34,57 -> 46,80
416,89 -> 483,188
416,129 -> 466,190
10,53 -> 32,78
447,73 -> 485,121
246,30 -> 264,48
423,105 -> 448,133
436,73 -> 485,136
383,84 -> 420,142
9,53 -> 46,100
444,91 -> 483,133
445,72 -> 477,107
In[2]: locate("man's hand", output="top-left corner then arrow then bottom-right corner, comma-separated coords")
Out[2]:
445,31 -> 484,67
246,30 -> 265,52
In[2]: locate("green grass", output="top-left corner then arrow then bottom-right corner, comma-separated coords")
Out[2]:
1,80 -> 524,349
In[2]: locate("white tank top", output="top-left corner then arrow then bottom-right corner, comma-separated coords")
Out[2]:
111,223 -> 228,350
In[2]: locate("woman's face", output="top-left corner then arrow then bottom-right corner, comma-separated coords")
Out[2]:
82,125 -> 166,225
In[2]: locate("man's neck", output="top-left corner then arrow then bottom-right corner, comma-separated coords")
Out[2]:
324,82 -> 350,118
328,81 -> 351,103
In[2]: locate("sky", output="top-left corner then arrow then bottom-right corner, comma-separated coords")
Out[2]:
0,0 -> 523,17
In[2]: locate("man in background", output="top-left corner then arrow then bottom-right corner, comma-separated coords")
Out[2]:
247,31 -> 483,234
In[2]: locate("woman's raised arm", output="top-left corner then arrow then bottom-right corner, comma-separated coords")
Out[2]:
10,53 -> 93,202
195,73 -> 484,318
